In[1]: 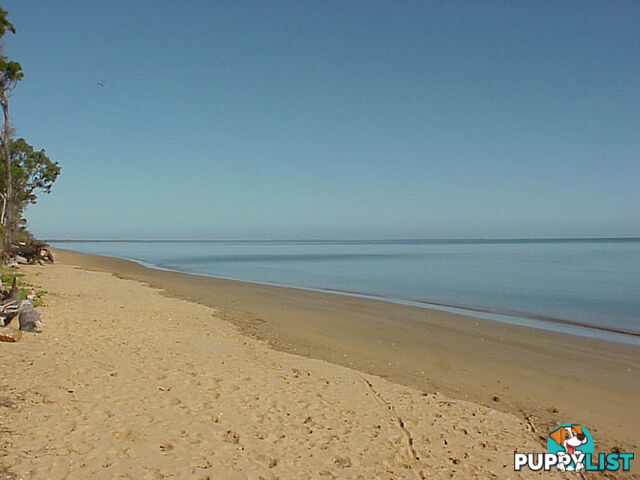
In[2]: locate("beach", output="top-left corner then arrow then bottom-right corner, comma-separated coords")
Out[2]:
3,0 -> 639,478
0,251 -> 638,478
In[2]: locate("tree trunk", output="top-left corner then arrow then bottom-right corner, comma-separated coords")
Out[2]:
0,80 -> 11,252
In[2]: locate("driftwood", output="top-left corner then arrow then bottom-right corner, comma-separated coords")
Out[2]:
7,241 -> 54,265
0,278 -> 44,333
0,278 -> 20,326
0,326 -> 21,342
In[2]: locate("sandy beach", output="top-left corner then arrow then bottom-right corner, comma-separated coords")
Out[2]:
2,0 -> 639,478
0,252 -> 638,478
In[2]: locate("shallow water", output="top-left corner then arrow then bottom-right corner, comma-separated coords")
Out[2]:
51,238 -> 640,336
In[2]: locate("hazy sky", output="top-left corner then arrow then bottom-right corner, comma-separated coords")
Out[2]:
4,1 -> 639,239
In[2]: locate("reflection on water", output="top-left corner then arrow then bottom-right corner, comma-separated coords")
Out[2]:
51,238 -> 640,336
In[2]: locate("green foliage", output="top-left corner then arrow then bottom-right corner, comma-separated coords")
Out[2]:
7,138 -> 61,204
0,6 -> 22,252
0,54 -> 20,74
0,138 -> 60,240
0,7 -> 16,37
0,271 -> 23,284
31,293 -> 44,306
0,9 -> 22,86
0,57 -> 22,83
0,7 -> 20,81
0,270 -> 46,305
0,7 -> 57,251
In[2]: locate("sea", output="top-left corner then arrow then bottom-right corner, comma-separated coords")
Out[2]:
50,238 -> 640,346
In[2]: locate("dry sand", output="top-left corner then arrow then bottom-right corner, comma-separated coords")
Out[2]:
51,251 -> 640,451
0,254 -> 638,478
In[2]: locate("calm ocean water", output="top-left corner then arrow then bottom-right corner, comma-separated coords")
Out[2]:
51,239 -> 640,343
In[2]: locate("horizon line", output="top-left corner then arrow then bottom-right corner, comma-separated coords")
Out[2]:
46,236 -> 640,243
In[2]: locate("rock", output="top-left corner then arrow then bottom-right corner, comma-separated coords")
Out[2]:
18,300 -> 43,333
0,326 -> 22,342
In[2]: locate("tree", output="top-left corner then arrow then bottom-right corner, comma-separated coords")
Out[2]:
0,7 -> 23,250
0,138 -> 61,241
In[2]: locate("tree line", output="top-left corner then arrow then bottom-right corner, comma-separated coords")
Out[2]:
0,6 -> 60,260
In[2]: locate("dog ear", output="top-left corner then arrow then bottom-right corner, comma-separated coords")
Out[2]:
549,427 -> 565,446
572,424 -> 582,435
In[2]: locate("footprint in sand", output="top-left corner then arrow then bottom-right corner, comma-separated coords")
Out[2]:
251,452 -> 278,469
159,443 -> 174,453
332,456 -> 352,468
222,430 -> 240,444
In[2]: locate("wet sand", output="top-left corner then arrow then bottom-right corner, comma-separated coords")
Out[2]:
48,249 -> 640,454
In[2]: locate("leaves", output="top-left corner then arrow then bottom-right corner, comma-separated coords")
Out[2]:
0,57 -> 23,84
0,9 -> 21,86
0,8 -> 16,37
0,5 -> 28,252
5,138 -> 61,206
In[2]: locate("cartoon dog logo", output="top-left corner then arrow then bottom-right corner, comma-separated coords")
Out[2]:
549,424 -> 588,472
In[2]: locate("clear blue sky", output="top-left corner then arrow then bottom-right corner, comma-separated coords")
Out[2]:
3,0 -> 639,239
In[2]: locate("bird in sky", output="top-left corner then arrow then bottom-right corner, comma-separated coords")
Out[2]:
97,81 -> 104,87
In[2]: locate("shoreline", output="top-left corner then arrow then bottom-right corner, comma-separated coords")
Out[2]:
2,259 -> 578,478
58,248 -> 640,345
49,248 -> 640,454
